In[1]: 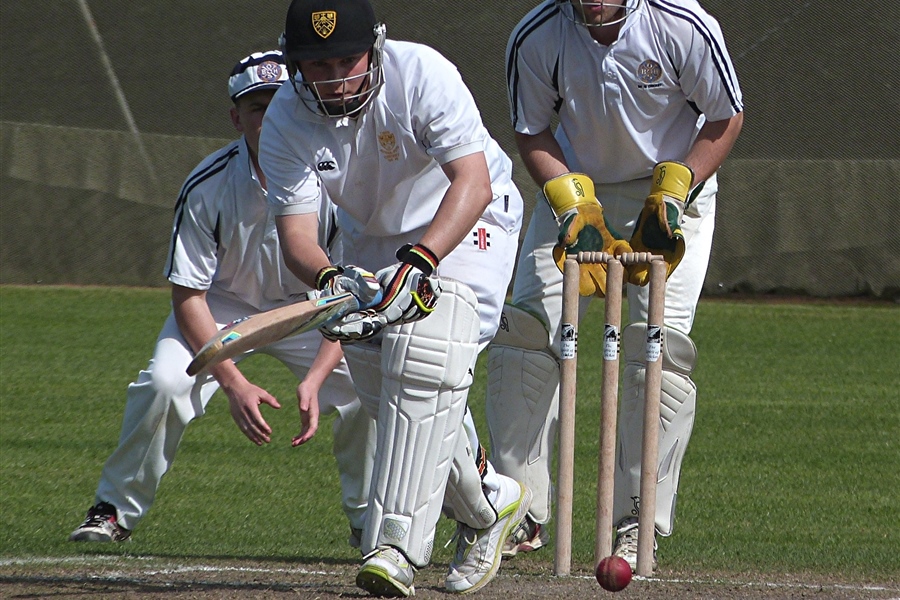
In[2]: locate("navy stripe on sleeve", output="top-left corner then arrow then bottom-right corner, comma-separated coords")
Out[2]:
165,145 -> 239,279
507,2 -> 559,128
650,0 -> 742,112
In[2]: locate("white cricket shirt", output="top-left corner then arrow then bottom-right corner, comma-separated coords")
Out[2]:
165,137 -> 338,312
259,39 -> 522,271
507,0 -> 743,184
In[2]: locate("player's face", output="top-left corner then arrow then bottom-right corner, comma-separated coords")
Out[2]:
230,90 -> 277,156
298,51 -> 371,116
572,1 -> 626,26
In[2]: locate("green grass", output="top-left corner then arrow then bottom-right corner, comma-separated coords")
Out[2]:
1,286 -> 898,578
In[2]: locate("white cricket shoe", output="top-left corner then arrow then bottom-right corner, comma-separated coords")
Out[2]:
445,475 -> 532,594
612,517 -> 658,572
356,546 -> 416,597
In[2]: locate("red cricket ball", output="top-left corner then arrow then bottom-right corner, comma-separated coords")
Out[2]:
595,556 -> 632,592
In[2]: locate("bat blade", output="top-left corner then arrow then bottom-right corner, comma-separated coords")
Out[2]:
186,292 -> 356,376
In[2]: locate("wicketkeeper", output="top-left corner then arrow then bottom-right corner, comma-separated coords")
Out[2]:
491,0 -> 744,572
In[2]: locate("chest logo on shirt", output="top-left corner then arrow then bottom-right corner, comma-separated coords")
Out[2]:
472,228 -> 490,250
312,11 -> 337,39
636,60 -> 663,89
378,131 -> 400,162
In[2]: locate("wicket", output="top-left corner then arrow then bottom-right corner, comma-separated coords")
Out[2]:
554,251 -> 667,578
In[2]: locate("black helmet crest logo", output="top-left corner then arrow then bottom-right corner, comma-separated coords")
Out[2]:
312,11 -> 337,39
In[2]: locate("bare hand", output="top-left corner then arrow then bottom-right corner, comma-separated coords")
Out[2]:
224,381 -> 281,445
292,379 -> 320,446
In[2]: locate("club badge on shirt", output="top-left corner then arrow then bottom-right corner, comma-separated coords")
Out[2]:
378,131 -> 400,161
637,59 -> 663,90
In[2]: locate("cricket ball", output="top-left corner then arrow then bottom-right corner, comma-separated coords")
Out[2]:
595,556 -> 632,592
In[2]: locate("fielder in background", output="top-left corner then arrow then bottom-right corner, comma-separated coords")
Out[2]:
491,0 -> 744,571
69,50 -> 375,548
258,0 -> 529,595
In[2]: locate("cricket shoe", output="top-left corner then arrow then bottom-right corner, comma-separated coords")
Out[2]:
445,476 -> 532,594
356,546 -> 416,597
612,517 -> 657,572
68,502 -> 131,542
501,514 -> 550,557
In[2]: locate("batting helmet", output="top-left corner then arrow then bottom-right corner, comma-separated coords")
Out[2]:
279,0 -> 386,117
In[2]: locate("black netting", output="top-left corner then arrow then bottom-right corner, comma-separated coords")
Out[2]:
2,1 -> 898,297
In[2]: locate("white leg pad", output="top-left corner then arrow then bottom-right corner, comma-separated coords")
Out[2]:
485,304 -> 559,524
613,324 -> 697,536
361,279 -> 481,567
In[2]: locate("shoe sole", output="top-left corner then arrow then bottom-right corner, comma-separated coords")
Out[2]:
68,530 -> 130,543
356,566 -> 413,598
501,535 -> 548,558
452,483 -> 533,595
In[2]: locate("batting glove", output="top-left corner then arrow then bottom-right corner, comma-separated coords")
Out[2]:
315,265 -> 382,309
627,161 -> 693,285
371,243 -> 442,326
320,309 -> 387,343
313,265 -> 386,343
545,173 -> 632,297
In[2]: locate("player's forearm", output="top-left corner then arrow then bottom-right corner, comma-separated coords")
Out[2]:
683,111 -> 744,184
515,129 -> 570,187
421,152 -> 494,259
275,213 -> 332,286
171,285 -> 245,386
303,337 -> 343,390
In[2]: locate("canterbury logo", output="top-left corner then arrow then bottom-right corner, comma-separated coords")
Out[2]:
317,160 -> 336,171
312,11 -> 336,38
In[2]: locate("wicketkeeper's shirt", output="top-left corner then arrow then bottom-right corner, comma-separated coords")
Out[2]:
507,0 -> 743,184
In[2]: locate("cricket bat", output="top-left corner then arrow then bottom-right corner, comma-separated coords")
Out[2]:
186,292 -> 356,376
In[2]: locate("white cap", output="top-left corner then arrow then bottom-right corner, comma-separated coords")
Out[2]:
228,50 -> 288,101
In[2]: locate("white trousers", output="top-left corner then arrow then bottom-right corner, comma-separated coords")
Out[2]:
94,293 -> 375,531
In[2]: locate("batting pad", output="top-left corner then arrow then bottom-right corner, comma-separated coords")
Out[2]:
614,324 -> 697,536
361,279 -> 481,567
485,303 -> 559,523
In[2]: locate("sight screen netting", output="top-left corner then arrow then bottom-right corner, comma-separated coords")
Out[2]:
2,1 -> 897,297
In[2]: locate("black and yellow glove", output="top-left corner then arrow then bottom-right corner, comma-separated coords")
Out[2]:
627,161 -> 694,285
545,173 -> 632,297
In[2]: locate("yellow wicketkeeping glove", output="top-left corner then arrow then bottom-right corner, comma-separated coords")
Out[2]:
627,161 -> 694,285
545,173 -> 632,297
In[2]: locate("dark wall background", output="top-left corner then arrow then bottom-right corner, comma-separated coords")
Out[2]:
2,1 -> 898,297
